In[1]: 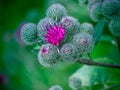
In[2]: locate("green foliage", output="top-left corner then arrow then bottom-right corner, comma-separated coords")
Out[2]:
70,59 -> 120,89
1,0 -> 120,90
93,18 -> 106,43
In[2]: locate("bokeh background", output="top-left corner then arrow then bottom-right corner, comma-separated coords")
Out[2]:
0,0 -> 120,90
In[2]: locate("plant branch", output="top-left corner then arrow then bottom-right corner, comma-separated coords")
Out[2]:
78,58 -> 120,69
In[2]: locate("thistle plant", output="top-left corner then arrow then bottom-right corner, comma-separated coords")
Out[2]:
17,2 -> 120,90
20,3 -> 93,67
19,3 -> 120,68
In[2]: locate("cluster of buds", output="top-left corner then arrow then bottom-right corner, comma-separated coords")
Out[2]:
86,0 -> 120,36
20,3 -> 95,67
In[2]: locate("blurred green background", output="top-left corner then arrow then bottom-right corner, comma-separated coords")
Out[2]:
0,0 -> 120,90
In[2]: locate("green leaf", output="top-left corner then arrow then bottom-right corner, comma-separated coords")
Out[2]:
100,35 -> 116,46
69,58 -> 120,89
93,18 -> 106,43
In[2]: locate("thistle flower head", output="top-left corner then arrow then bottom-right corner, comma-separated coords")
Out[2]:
38,44 -> 59,67
20,23 -> 37,45
37,17 -> 65,46
37,17 -> 55,41
61,16 -> 80,35
60,43 -> 80,63
45,24 -> 65,46
60,16 -> 81,43
80,22 -> 94,35
46,3 -> 67,21
73,32 -> 94,54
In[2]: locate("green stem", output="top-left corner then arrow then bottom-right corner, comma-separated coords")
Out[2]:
78,58 -> 120,69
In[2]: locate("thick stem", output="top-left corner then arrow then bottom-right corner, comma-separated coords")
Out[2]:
78,59 -> 120,69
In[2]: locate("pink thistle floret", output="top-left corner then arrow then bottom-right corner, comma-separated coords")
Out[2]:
42,47 -> 48,55
45,24 -> 65,46
80,38 -> 87,45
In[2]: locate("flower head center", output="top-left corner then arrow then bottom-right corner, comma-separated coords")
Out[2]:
45,24 -> 65,46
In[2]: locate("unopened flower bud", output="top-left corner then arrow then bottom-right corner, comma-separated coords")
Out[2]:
60,43 -> 80,63
38,44 -> 59,67
46,3 -> 67,22
73,32 -> 94,54
80,22 -> 94,35
109,17 -> 120,36
102,0 -> 120,19
20,23 -> 37,45
89,2 -> 103,22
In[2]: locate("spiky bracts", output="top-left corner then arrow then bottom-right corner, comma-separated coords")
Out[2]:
20,23 -> 37,45
38,44 -> 59,67
80,22 -> 94,35
73,33 -> 94,54
60,43 -> 80,63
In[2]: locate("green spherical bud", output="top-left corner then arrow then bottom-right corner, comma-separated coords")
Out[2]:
20,23 -> 37,45
109,17 -> 120,36
80,22 -> 94,35
102,0 -> 120,19
37,17 -> 55,40
60,16 -> 80,43
73,32 -> 94,54
60,43 -> 80,63
46,3 -> 67,22
69,76 -> 81,90
89,2 -> 103,22
61,16 -> 80,35
49,85 -> 63,90
38,44 -> 59,67
87,0 -> 102,10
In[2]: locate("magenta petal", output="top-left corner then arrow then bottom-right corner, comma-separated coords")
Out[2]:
45,24 -> 65,46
